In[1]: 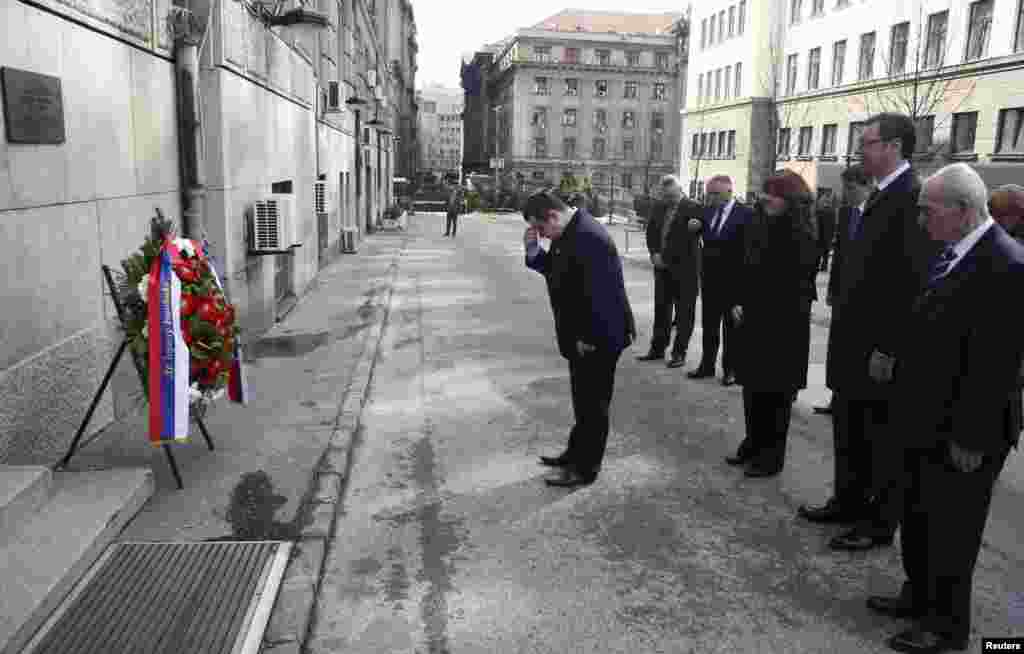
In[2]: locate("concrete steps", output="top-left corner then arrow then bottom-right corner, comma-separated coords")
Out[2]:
0,466 -> 154,654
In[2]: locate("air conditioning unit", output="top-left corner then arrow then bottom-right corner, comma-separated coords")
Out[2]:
250,199 -> 285,253
374,86 -> 385,101
271,192 -> 298,246
314,180 -> 330,214
341,227 -> 358,253
367,70 -> 377,87
325,81 -> 343,113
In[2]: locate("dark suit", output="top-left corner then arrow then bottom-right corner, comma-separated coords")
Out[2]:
891,224 -> 1024,642
825,205 -> 855,304
527,209 -> 637,476
644,197 -> 704,357
816,206 -> 837,271
698,200 -> 751,375
825,167 -> 935,526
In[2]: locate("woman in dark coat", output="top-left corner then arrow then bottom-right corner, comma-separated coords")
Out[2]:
726,170 -> 821,477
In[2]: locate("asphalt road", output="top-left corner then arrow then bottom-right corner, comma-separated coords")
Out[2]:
306,211 -> 1023,654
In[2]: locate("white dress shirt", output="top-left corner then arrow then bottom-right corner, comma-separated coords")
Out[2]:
875,160 -> 911,193
945,217 -> 995,276
712,198 -> 736,235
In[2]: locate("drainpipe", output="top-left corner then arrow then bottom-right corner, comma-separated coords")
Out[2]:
173,19 -> 205,240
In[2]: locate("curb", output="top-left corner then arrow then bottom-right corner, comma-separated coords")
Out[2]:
260,238 -> 406,654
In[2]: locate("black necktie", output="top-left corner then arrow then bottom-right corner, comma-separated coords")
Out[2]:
848,206 -> 863,242
926,246 -> 957,287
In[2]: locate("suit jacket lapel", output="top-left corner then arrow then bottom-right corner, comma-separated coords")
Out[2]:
863,168 -> 912,217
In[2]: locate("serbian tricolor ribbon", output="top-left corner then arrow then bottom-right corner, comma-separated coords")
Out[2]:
147,239 -> 190,444
201,240 -> 250,405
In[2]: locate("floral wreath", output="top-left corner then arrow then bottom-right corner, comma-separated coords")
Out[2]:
115,211 -> 241,412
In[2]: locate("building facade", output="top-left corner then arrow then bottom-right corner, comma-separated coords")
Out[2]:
416,85 -> 464,177
464,10 -> 688,210
0,0 -> 416,465
683,0 -> 1024,200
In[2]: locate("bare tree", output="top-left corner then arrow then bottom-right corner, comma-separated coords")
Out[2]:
759,27 -> 817,182
854,7 -> 976,159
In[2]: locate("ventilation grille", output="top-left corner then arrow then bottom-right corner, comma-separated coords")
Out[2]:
253,199 -> 283,251
314,181 -> 328,214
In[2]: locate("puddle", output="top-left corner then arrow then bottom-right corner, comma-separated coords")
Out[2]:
211,470 -> 302,541
248,332 -> 331,359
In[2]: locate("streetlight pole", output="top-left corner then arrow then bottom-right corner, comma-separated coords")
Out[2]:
492,105 -> 501,205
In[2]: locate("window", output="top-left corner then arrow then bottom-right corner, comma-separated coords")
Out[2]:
624,81 -> 638,98
738,0 -> 746,34
724,66 -> 732,99
594,108 -> 607,130
565,78 -> 579,96
531,107 -> 547,127
848,121 -> 865,157
709,14 -> 716,45
622,173 -> 633,189
718,131 -> 727,157
1017,0 -> 1024,52
791,0 -> 802,24
700,133 -> 708,156
564,47 -> 580,64
622,111 -> 636,128
534,137 -> 547,157
915,115 -> 935,153
709,132 -> 718,157
534,46 -> 552,62
701,18 -> 708,49
778,128 -> 792,157
822,124 -> 837,155
593,138 -> 606,159
808,48 -> 821,90
786,54 -> 799,95
996,107 -> 1024,154
623,138 -> 635,158
951,112 -> 978,154
534,77 -> 549,95
656,53 -> 670,69
596,49 -> 611,65
728,130 -> 736,157
627,51 -> 641,66
729,6 -> 736,36
836,0 -> 849,7
563,108 -> 577,127
925,11 -> 948,68
832,40 -> 846,85
652,112 -> 665,131
735,62 -> 742,96
715,68 -> 722,101
858,32 -> 875,80
653,82 -> 667,100
697,74 -> 704,104
719,10 -> 726,41
890,22 -> 909,74
798,126 -> 813,156
965,0 -> 993,61
812,0 -> 824,15
706,73 -> 713,103
563,137 -> 576,159
595,80 -> 608,97
692,134 -> 701,157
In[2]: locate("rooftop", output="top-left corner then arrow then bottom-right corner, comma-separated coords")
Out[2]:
532,8 -> 684,35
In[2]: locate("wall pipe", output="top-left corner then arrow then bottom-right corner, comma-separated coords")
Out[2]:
173,16 -> 206,240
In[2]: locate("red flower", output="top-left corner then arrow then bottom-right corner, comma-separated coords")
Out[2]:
196,298 -> 218,323
176,262 -> 198,283
181,293 -> 196,317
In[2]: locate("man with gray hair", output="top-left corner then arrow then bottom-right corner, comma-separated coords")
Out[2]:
637,175 -> 704,368
869,163 -> 1024,653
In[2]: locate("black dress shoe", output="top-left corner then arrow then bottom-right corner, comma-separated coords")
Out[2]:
797,498 -> 863,524
686,367 -> 715,379
887,628 -> 967,653
725,450 -> 754,466
829,527 -> 895,551
539,453 -> 572,467
636,351 -> 663,362
866,595 -> 925,619
721,373 -> 736,386
743,462 -> 783,477
668,356 -> 686,368
544,468 -> 597,487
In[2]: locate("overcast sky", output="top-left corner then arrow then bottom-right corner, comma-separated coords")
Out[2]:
413,2 -> 686,90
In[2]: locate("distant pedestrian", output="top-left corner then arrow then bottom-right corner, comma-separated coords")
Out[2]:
815,192 -> 837,272
726,170 -> 820,478
990,184 -> 1024,242
869,163 -> 1024,654
523,190 -> 636,487
444,187 -> 463,237
636,175 -> 704,368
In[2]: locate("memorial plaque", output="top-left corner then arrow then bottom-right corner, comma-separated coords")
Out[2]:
1,67 -> 66,145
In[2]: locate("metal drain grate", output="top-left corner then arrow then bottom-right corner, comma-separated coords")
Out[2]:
24,541 -> 291,654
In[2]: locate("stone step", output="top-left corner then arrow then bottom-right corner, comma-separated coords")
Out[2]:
0,467 -> 154,654
0,466 -> 54,547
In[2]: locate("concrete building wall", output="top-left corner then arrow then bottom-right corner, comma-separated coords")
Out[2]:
0,0 -> 181,463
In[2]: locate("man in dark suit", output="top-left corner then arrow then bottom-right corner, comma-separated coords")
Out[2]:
637,175 -> 704,368
523,190 -> 637,488
816,192 -> 837,273
867,163 -> 1024,654
799,113 -> 935,551
444,187 -> 464,237
688,175 -> 751,386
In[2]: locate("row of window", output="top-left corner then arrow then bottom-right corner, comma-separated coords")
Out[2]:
530,45 -> 672,69
532,77 -> 669,100
438,113 -> 461,122
700,1 -> 748,50
530,107 -> 667,131
690,130 -> 740,159
525,169 -> 642,189
530,136 -> 666,160
696,62 -> 743,105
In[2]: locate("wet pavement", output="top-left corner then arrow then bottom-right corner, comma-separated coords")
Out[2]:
307,213 -> 1024,653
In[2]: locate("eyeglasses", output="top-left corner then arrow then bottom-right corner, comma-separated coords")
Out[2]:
859,136 -> 893,149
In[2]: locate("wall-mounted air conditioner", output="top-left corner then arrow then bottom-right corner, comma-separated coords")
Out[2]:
270,192 -> 298,247
374,86 -> 385,102
249,198 -> 286,253
367,70 -> 377,87
314,181 -> 330,214
325,81 -> 343,113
